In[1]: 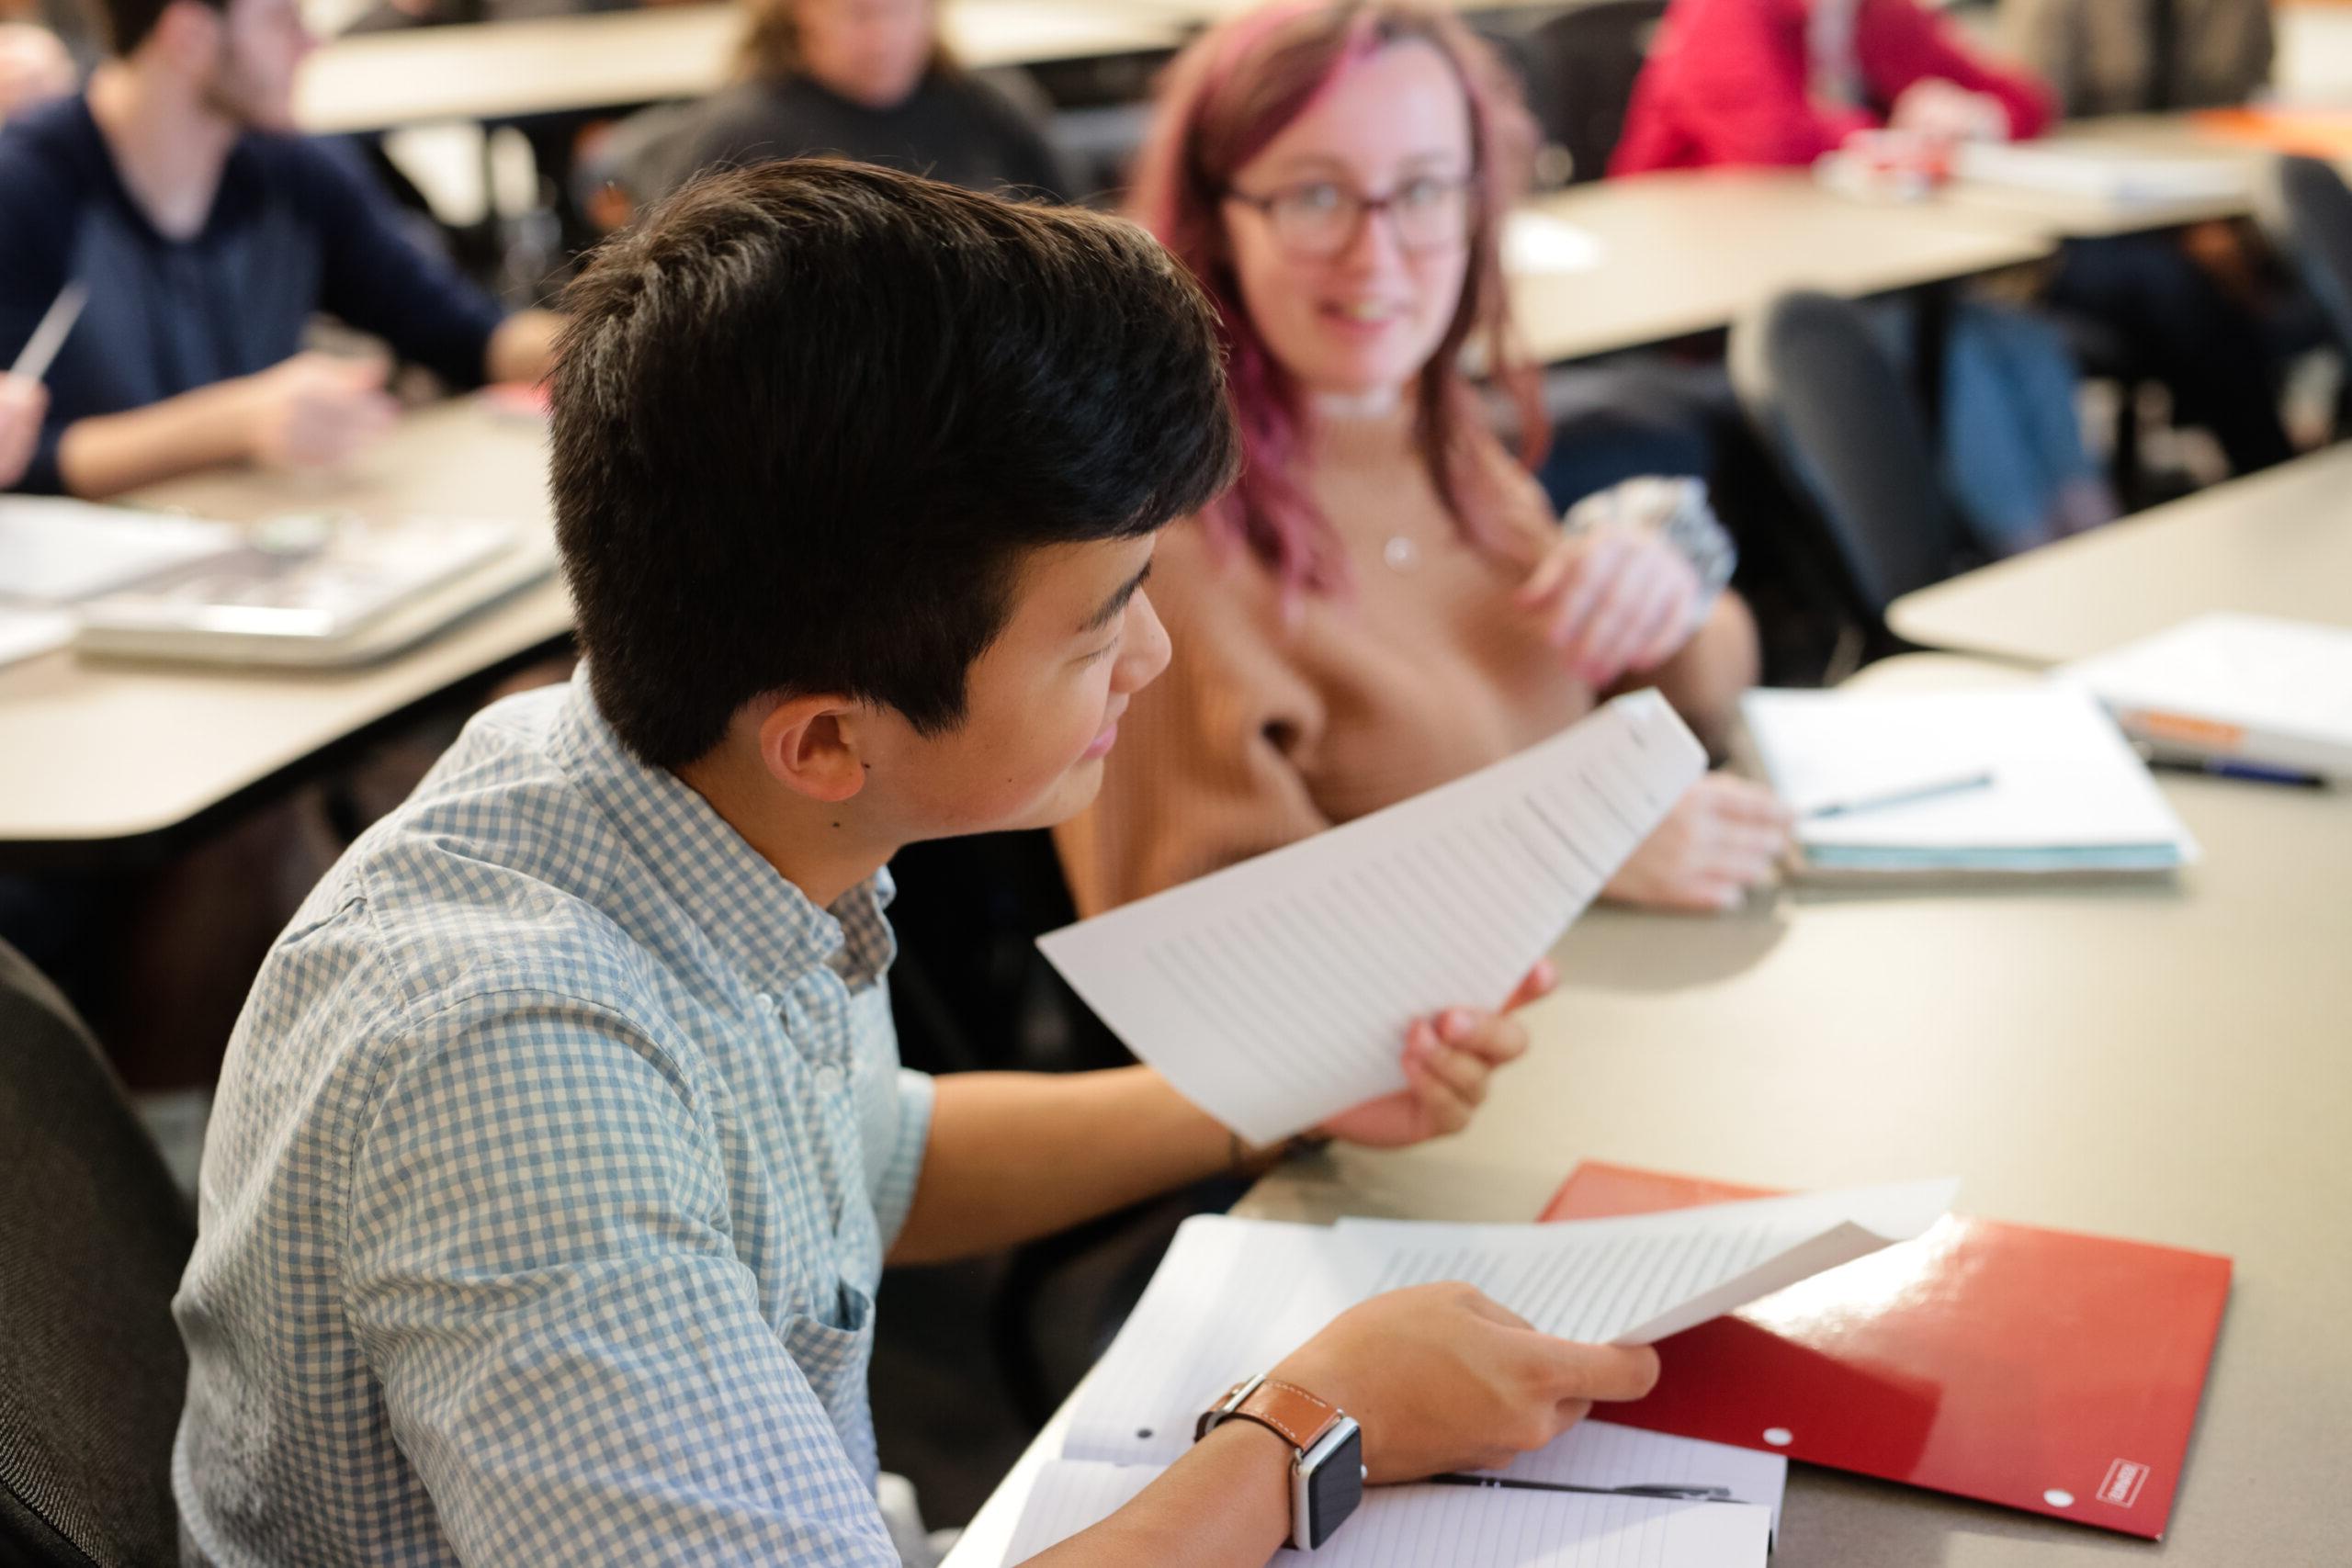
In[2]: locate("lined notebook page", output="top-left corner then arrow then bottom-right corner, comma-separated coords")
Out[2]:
1001,1461 -> 1771,1566
1039,692 -> 1705,1144
1335,1179 -> 1956,1346
1001,1461 -> 1157,1563
1742,686 -> 2193,859
1062,1217 -> 1362,1468
1493,1422 -> 1788,1532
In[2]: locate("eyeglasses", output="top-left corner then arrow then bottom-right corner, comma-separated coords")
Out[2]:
1223,175 -> 1475,258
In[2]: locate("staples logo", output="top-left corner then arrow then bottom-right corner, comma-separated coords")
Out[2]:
2098,1459 -> 2150,1508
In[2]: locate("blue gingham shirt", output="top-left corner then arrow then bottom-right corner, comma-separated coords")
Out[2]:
173,670 -> 933,1565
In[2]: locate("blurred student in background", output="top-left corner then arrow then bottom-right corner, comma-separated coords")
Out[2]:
1057,0 -> 1791,920
0,0 -> 560,498
1615,0 -> 2291,503
1611,0 -> 2120,552
2005,0 -> 2272,118
594,0 -> 1066,219
2006,0 -> 2303,479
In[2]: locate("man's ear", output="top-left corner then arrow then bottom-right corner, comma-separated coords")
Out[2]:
752,694 -> 873,804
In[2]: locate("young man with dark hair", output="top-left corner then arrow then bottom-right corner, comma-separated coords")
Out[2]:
174,160 -> 1657,1565
0,0 -> 560,497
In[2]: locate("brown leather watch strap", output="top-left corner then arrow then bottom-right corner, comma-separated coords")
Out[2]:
1203,1375 -> 1344,1454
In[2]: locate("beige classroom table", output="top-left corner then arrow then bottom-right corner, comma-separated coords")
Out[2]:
1509,170 -> 2053,364
1888,441 -> 2352,664
947,653 -> 2352,1566
295,0 -> 1189,136
0,401 -> 569,863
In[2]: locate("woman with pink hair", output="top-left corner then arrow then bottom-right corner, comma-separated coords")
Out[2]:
1057,0 -> 1788,919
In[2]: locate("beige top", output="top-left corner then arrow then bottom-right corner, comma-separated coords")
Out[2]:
1056,409 -> 1598,917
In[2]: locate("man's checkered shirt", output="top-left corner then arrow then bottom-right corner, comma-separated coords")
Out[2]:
173,670 -> 933,1565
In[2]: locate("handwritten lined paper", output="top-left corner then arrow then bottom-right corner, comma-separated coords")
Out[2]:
1001,1461 -> 1773,1566
1334,1179 -> 1957,1345
1039,692 -> 1706,1143
1056,1196 -> 1936,1489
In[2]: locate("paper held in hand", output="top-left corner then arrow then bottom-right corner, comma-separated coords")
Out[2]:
1037,691 -> 1707,1144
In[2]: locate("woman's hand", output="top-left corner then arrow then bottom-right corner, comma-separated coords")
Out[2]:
1317,960 -> 1555,1147
1514,525 -> 1702,690
1604,772 -> 1792,912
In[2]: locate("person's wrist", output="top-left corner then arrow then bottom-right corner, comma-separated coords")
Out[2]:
1227,1128 -> 1333,1179
1264,1350 -> 1358,1433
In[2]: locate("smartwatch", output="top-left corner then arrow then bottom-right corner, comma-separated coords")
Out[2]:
1194,1372 -> 1365,1550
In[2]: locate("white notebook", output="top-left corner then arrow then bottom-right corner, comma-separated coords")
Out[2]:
2063,612 -> 2352,780
1038,692 -> 1705,1144
1742,684 -> 2199,876
1951,141 -> 2249,208
1001,1460 -> 1772,1568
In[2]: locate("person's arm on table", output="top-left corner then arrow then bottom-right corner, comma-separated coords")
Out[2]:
1029,1285 -> 1660,1564
51,352 -> 398,497
485,310 -> 563,385
889,964 -> 1555,1265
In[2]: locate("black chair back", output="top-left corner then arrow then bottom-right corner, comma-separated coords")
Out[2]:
1727,289 -> 1976,638
1512,0 -> 1668,186
2258,154 -> 2352,367
0,941 -> 195,1568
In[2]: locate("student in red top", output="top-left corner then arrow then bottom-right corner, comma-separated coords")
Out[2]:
1611,0 -> 2297,482
1601,0 -> 2120,554
1611,0 -> 2050,175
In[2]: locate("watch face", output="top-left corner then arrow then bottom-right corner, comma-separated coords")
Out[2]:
1301,1423 -> 1364,1550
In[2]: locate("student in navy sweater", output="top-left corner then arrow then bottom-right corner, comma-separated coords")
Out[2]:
0,0 -> 560,497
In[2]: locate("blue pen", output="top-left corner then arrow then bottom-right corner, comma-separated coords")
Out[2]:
2144,754 -> 2328,789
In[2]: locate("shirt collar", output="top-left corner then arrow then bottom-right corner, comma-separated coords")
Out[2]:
549,668 -> 896,991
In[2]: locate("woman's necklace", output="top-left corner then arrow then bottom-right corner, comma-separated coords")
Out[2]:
1382,534 -> 1420,572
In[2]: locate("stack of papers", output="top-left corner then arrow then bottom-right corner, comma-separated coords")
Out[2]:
0,497 -> 239,670
994,1179 -> 1957,1565
1742,685 -> 2199,876
1040,691 -> 1706,1144
2064,612 -> 2352,781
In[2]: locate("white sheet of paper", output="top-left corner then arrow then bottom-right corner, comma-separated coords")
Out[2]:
1503,210 -> 1605,275
1742,685 -> 2196,859
1001,1459 -> 1771,1567
2064,612 -> 2352,767
1038,692 -> 1705,1144
1333,1178 -> 1957,1346
1060,1217 -> 1363,1469
0,605 -> 74,669
1490,1420 -> 1789,1534
0,497 -> 237,604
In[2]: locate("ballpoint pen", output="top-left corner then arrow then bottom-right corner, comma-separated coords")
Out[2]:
1429,1474 -> 1736,1501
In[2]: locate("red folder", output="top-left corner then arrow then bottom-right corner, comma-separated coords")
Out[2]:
1543,1163 -> 2232,1540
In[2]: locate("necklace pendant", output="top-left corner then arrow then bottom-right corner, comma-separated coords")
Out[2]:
1382,534 -> 1419,572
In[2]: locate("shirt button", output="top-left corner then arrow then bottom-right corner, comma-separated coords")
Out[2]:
815,1064 -> 845,1095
